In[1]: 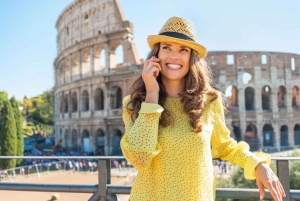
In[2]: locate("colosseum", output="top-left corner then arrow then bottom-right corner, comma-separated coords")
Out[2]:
54,0 -> 300,155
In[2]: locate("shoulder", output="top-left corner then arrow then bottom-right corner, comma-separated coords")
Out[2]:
122,95 -> 133,109
206,92 -> 224,111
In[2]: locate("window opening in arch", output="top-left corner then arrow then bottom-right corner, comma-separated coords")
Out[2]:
262,86 -> 271,110
261,54 -> 267,64
64,129 -> 69,149
263,124 -> 274,147
81,90 -> 89,112
245,124 -> 259,151
95,129 -> 105,155
84,14 -> 89,24
64,94 -> 68,113
245,87 -> 255,110
112,129 -> 123,155
291,58 -> 295,71
111,87 -> 122,109
71,92 -> 78,112
277,86 -> 286,108
243,72 -> 252,84
60,95 -> 64,113
82,51 -> 91,75
115,45 -> 124,67
225,85 -> 238,107
82,130 -> 90,152
72,55 -> 79,77
227,54 -> 234,65
71,129 -> 78,150
280,126 -> 289,146
292,86 -> 299,107
94,48 -> 106,71
295,124 -> 300,145
94,88 -> 104,110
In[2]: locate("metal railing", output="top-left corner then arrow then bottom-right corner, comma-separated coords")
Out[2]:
1,156 -> 300,201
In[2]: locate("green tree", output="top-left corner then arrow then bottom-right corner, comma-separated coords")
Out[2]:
0,99 -> 17,170
10,97 -> 24,165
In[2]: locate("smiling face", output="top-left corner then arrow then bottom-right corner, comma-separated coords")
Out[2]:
158,42 -> 191,84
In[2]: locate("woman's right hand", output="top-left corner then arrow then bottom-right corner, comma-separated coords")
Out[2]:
142,56 -> 161,103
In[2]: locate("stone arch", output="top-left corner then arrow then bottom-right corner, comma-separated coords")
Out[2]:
292,86 -> 300,107
94,88 -> 104,110
115,44 -> 124,67
60,95 -> 64,113
294,124 -> 300,145
59,63 -> 64,84
94,47 -> 106,71
262,85 -> 271,110
71,92 -> 78,112
95,129 -> 105,155
82,129 -> 90,152
65,59 -> 70,81
110,86 -> 122,109
71,129 -> 78,150
232,125 -> 241,141
245,124 -> 259,151
72,55 -> 79,77
280,125 -> 289,147
82,50 -> 91,75
245,87 -> 255,110
278,86 -> 287,108
111,129 -> 123,156
225,85 -> 238,107
64,129 -> 69,148
64,94 -> 68,113
263,124 -> 274,147
81,90 -> 89,111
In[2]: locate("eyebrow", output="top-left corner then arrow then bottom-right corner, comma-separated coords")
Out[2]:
161,43 -> 190,49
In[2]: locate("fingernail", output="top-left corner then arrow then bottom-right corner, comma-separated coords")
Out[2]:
260,195 -> 263,200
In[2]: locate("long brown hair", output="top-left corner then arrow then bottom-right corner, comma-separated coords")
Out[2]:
126,43 -> 221,132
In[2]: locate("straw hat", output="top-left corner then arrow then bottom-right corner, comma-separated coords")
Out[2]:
147,16 -> 207,58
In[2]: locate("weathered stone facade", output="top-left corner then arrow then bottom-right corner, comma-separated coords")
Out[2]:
54,0 -> 300,155
210,52 -> 300,152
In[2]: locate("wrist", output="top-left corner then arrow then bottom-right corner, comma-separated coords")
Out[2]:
145,91 -> 159,104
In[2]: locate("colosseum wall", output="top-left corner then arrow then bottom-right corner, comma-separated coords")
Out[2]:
54,0 -> 300,155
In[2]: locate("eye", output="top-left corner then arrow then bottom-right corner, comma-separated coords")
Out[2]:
180,48 -> 189,52
162,45 -> 170,50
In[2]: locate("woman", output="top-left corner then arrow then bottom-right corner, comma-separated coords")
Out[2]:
121,16 -> 285,201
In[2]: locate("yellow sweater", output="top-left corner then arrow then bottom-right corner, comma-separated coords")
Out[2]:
121,95 -> 270,201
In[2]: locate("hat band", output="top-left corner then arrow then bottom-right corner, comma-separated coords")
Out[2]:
159,31 -> 195,42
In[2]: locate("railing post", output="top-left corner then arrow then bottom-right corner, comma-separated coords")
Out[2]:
98,159 -> 107,201
276,159 -> 291,201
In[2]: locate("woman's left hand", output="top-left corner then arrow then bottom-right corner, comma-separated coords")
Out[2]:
255,162 -> 286,201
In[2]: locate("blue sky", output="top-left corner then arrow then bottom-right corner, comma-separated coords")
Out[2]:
0,0 -> 299,101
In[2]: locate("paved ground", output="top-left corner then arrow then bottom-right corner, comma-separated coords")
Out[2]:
0,169 -> 136,201
0,165 -> 236,201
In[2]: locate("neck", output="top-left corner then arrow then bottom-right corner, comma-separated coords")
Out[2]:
162,78 -> 185,98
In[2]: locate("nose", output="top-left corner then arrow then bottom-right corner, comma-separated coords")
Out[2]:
169,51 -> 180,60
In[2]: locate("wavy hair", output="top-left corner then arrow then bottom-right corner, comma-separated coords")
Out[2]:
126,43 -> 222,132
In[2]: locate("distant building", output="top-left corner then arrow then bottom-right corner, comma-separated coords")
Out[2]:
54,0 -> 300,155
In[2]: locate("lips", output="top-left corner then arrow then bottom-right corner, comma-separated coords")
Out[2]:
166,63 -> 182,69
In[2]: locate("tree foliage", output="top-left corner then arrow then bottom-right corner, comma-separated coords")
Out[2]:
10,97 -> 24,165
23,90 -> 54,125
0,98 -> 17,170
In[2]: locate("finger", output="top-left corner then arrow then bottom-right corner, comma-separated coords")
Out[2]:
147,62 -> 161,71
268,185 -> 281,201
278,181 -> 286,197
257,180 -> 265,200
146,66 -> 160,78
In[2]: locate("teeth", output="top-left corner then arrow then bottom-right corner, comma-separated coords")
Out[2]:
167,64 -> 181,69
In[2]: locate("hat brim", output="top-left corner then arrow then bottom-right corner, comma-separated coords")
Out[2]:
147,35 -> 207,58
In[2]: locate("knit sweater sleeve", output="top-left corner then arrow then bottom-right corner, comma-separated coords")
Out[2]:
210,96 -> 271,180
120,95 -> 163,170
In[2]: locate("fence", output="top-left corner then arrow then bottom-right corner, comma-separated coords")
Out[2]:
1,156 -> 300,201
